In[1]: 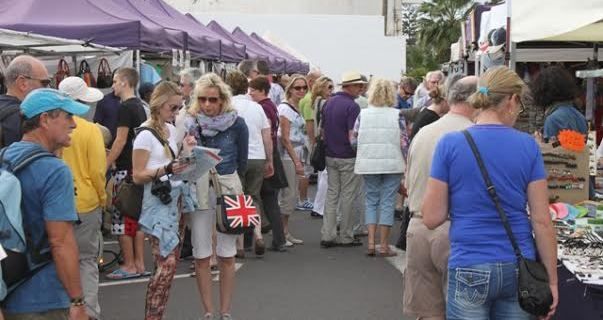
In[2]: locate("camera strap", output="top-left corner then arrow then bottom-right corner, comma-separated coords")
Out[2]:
135,126 -> 176,159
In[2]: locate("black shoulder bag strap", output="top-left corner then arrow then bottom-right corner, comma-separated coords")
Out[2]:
462,130 -> 523,260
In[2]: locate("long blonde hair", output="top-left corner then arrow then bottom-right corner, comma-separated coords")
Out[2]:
148,81 -> 181,158
310,76 -> 332,109
189,72 -> 235,116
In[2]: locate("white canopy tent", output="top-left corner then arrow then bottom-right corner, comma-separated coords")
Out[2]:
0,28 -> 123,55
511,0 -> 603,42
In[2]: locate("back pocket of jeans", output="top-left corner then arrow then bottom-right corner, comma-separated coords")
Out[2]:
454,268 -> 490,307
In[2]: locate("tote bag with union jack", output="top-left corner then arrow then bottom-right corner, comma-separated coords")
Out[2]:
211,170 -> 260,234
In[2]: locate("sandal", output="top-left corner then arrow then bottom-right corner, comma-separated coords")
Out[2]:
106,268 -> 139,280
367,242 -> 375,256
379,249 -> 398,257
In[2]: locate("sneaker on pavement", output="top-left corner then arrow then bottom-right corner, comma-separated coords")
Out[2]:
295,200 -> 314,211
284,240 -> 294,247
286,233 -> 304,244
202,313 -> 214,320
221,313 -> 233,320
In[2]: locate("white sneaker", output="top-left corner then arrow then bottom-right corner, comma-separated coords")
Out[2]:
284,240 -> 294,247
286,233 -> 304,244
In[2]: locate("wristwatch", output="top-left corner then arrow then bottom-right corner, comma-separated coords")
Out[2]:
70,296 -> 86,307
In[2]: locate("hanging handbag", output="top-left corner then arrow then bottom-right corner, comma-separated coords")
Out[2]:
54,59 -> 70,87
114,175 -> 143,220
96,58 -> 113,88
77,60 -> 96,87
210,170 -> 260,234
264,148 -> 288,189
310,98 -> 327,171
462,130 -> 553,316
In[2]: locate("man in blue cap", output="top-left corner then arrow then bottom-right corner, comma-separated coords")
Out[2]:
2,88 -> 90,320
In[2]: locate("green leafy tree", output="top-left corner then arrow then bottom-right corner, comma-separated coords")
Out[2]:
415,0 -> 475,64
401,4 -> 419,46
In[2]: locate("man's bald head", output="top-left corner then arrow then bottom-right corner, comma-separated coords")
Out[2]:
447,76 -> 478,106
5,55 -> 49,100
306,70 -> 321,87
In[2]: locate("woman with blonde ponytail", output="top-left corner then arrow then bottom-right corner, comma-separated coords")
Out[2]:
423,67 -> 558,319
132,81 -> 197,320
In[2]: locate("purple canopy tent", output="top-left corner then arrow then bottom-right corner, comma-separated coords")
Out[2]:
201,17 -> 269,62
135,0 -> 246,62
231,26 -> 288,74
117,0 -> 221,60
250,33 -> 309,74
0,0 -> 182,54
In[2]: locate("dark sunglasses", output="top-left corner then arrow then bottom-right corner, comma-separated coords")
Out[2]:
22,75 -> 51,87
198,96 -> 220,104
327,85 -> 334,90
293,86 -> 308,91
169,104 -> 180,112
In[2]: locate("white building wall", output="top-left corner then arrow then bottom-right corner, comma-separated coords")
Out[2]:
164,0 -> 383,15
190,13 -> 405,82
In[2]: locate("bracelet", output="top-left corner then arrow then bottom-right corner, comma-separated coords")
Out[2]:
542,152 -> 577,160
70,296 -> 86,307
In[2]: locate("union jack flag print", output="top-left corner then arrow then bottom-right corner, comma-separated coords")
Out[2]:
224,195 -> 260,229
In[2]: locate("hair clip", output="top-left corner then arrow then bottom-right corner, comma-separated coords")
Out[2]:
478,86 -> 489,95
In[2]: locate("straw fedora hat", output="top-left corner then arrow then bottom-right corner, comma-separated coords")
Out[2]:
338,71 -> 368,86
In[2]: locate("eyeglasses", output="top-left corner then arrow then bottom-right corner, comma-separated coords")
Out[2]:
178,82 -> 191,88
198,96 -> 220,104
21,75 -> 51,87
515,95 -> 525,114
327,85 -> 334,90
168,104 -> 180,112
292,86 -> 308,91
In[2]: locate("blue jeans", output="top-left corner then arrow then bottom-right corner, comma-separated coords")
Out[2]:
362,174 -> 401,226
447,262 -> 532,320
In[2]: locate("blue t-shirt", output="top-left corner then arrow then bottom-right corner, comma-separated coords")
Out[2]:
430,125 -> 546,268
3,142 -> 78,313
543,104 -> 587,139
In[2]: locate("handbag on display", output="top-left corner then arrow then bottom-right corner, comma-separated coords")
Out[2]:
210,170 -> 260,234
77,60 -> 96,87
463,130 -> 553,316
54,59 -> 70,87
114,175 -> 143,220
96,58 -> 113,88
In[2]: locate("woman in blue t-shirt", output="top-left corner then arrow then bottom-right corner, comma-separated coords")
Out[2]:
422,67 -> 558,320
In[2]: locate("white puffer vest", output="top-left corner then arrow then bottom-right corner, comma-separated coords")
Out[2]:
354,106 -> 405,174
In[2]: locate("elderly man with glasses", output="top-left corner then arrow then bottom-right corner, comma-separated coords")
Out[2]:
0,55 -> 50,148
397,76 -> 417,109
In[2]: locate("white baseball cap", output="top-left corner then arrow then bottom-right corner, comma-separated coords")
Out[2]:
58,76 -> 103,103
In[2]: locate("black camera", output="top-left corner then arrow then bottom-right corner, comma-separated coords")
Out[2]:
151,179 -> 172,205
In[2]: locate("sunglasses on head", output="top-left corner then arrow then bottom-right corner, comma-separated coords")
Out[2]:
22,75 -> 51,88
198,96 -> 220,104
293,85 -> 308,91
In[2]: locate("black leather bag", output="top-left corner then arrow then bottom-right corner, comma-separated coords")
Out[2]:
463,130 -> 553,316
114,176 -> 143,220
96,58 -> 113,88
310,135 -> 326,171
264,148 -> 288,189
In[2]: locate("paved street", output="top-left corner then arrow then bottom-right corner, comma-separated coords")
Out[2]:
99,196 -> 410,320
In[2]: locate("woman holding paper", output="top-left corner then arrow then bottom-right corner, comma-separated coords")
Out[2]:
131,81 -> 196,320
180,73 -> 249,320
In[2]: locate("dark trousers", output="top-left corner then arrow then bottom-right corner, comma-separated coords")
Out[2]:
260,182 -> 286,248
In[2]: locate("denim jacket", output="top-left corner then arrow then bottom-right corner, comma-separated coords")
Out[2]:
138,182 -> 184,257
196,117 -> 249,176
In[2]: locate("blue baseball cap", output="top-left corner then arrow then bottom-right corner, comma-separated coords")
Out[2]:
21,88 -> 90,119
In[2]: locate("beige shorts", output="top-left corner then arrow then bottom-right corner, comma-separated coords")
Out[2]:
403,216 -> 450,317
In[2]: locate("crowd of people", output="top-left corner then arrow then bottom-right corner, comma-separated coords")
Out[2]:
1,53 -> 586,320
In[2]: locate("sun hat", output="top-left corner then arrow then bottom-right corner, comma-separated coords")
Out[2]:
486,27 -> 506,54
21,88 -> 90,119
338,71 -> 368,86
58,76 -> 103,103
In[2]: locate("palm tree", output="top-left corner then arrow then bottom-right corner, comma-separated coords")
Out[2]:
416,0 -> 475,63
